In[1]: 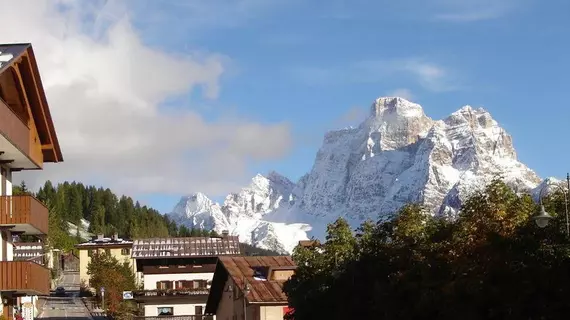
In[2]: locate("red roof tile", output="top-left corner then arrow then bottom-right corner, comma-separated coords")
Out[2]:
219,256 -> 296,303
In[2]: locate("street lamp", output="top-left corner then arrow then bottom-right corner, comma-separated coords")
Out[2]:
534,204 -> 553,228
533,173 -> 570,236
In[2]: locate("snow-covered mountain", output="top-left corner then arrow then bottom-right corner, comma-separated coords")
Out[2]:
168,173 -> 310,254
169,97 -> 547,253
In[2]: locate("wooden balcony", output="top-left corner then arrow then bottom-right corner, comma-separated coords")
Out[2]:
0,261 -> 50,295
134,288 -> 210,298
0,195 -> 49,235
133,288 -> 210,304
0,97 -> 43,168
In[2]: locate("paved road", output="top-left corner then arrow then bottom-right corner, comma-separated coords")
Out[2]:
38,272 -> 92,320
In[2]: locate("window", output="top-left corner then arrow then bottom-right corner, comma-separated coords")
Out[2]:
156,281 -> 173,290
175,280 -> 206,290
195,306 -> 203,315
157,307 -> 173,316
121,248 -> 130,255
176,280 -> 191,289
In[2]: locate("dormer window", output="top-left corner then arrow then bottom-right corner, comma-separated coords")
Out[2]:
268,266 -> 297,281
252,267 -> 268,281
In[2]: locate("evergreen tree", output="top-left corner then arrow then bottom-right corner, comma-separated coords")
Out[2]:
179,225 -> 191,237
13,180 -> 30,195
90,204 -> 106,235
67,185 -> 83,224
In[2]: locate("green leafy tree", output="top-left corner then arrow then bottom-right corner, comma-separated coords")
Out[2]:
285,179 -> 570,320
87,251 -> 137,318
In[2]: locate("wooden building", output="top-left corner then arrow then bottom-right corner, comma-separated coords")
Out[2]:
205,256 -> 296,320
0,43 -> 64,319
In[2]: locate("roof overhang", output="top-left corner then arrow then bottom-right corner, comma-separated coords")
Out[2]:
0,43 -> 63,164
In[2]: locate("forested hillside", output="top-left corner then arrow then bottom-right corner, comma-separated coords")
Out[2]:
14,181 -> 283,255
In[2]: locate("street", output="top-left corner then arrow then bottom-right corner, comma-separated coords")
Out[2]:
38,271 -> 92,320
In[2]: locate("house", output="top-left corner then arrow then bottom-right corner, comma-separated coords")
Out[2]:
75,233 -> 138,287
131,232 -> 241,319
0,43 -> 64,319
205,256 -> 296,320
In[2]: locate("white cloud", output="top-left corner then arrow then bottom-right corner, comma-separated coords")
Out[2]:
387,88 -> 414,101
397,59 -> 458,92
2,0 -> 292,197
290,58 -> 460,92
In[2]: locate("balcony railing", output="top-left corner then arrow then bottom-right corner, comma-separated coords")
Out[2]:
0,98 -> 42,167
133,288 -> 210,298
132,316 -> 213,320
0,261 -> 50,295
0,195 -> 49,235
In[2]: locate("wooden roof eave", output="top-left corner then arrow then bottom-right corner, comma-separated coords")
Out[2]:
24,46 -> 63,162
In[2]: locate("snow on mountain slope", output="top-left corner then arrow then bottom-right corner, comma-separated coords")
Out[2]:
67,218 -> 93,241
223,172 -> 296,225
169,192 -> 231,231
168,173 -> 309,254
295,97 -> 541,225
171,96 -> 547,253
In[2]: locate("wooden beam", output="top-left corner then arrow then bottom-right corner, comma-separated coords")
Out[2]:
0,160 -> 14,164
21,54 -> 55,157
10,65 -> 34,125
41,144 -> 53,150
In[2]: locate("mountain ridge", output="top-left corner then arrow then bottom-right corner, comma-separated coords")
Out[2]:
168,97 -> 547,253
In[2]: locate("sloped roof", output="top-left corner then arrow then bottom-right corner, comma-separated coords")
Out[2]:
0,43 -> 63,162
75,237 -> 133,248
205,256 -> 296,314
131,236 -> 241,259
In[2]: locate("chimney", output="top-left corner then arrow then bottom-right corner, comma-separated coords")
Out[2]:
97,234 -> 104,241
221,230 -> 229,238
112,233 -> 119,241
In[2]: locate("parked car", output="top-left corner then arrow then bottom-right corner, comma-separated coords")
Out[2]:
55,286 -> 66,296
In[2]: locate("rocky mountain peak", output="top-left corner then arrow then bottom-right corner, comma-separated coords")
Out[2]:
182,192 -> 214,209
371,97 -> 426,118
364,96 -> 434,151
169,96 -> 548,254
445,106 -> 496,129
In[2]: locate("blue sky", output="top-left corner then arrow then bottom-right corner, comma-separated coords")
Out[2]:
6,0 -> 570,213
128,0 -> 570,212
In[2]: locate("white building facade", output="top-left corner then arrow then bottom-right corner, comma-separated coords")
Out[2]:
132,235 -> 241,319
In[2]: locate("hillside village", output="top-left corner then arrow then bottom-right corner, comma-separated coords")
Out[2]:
1,1 -> 569,320
1,43 -> 570,320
